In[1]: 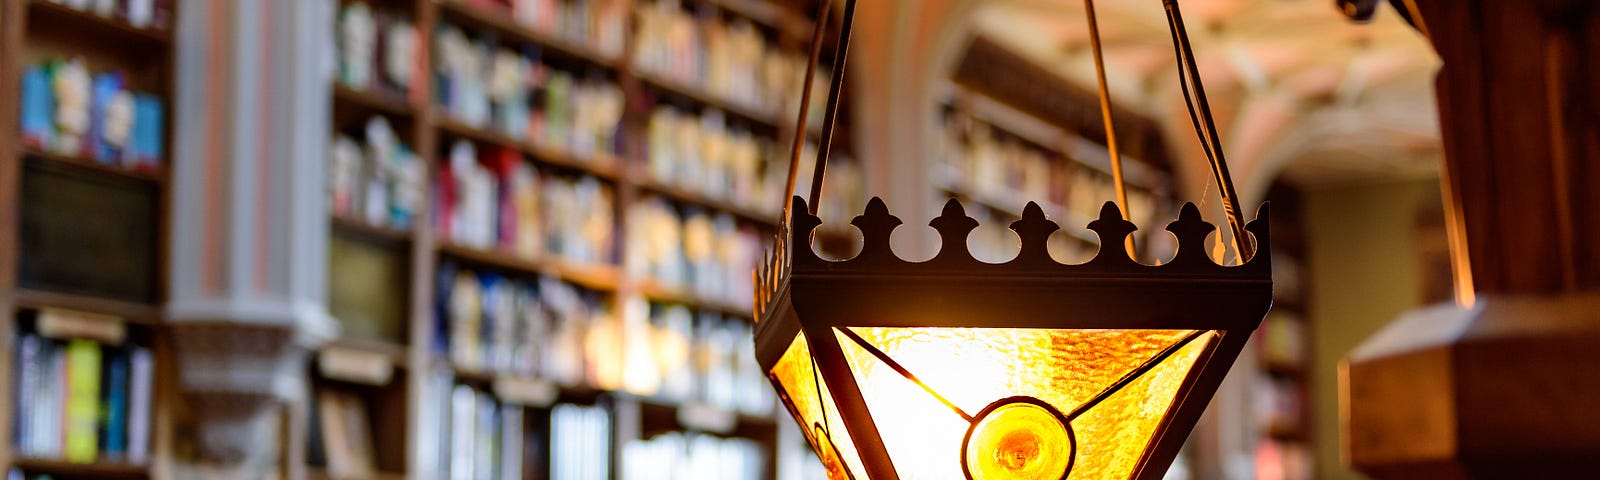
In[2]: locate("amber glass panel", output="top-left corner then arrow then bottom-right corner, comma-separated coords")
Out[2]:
769,333 -> 870,479
835,327 -> 1215,479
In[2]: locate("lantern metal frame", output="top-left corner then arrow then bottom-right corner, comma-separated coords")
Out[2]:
753,197 -> 1273,480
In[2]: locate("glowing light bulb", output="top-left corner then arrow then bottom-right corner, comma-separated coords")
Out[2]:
963,400 -> 1075,479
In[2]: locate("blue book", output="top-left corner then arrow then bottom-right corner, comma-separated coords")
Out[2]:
128,94 -> 165,170
89,73 -> 125,164
101,347 -> 130,459
20,66 -> 55,150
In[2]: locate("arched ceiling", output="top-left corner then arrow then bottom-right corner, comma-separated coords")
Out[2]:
965,0 -> 1443,192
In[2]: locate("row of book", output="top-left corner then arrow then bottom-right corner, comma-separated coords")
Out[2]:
630,302 -> 773,415
632,0 -> 813,116
10,330 -> 153,464
336,2 -> 419,100
458,0 -> 628,59
934,113 -> 1162,231
436,142 -> 616,265
644,106 -> 789,215
329,117 -> 426,232
19,59 -> 165,171
435,24 -> 627,158
419,374 -> 614,480
436,264 -> 607,384
42,0 -> 172,29
625,198 -> 765,308
619,432 -> 766,480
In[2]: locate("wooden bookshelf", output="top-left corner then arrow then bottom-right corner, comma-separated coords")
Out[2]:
635,177 -> 780,228
635,70 -> 783,128
434,0 -> 622,70
435,118 -> 624,181
331,216 -> 416,247
13,288 -> 164,326
24,0 -> 171,48
21,149 -> 165,184
1,0 -> 176,476
332,84 -> 416,119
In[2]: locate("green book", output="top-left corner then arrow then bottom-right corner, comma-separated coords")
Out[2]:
63,340 -> 102,463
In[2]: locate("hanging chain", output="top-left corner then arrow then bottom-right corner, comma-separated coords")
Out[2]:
1163,0 -> 1255,262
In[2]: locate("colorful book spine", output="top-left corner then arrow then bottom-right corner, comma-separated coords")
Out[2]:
20,66 -> 55,150
62,340 -> 102,463
101,348 -> 130,460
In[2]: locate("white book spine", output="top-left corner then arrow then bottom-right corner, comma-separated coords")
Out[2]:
126,346 -> 154,464
500,405 -> 523,480
449,385 -> 476,480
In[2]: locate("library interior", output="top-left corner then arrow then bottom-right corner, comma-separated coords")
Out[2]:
0,0 -> 1597,479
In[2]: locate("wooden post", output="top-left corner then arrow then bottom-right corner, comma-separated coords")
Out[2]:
1343,1 -> 1600,477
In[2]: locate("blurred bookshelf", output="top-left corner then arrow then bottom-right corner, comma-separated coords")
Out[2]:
1,1 -> 176,480
1254,184 -> 1314,480
932,83 -> 1175,265
319,0 -> 857,478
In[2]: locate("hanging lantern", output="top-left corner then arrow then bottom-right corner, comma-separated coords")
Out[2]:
753,1 -> 1271,478
755,197 -> 1271,479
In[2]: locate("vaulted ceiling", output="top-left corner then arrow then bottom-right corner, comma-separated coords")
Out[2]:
969,0 -> 1443,191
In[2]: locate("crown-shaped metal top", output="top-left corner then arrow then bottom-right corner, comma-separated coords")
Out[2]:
755,196 -> 1271,322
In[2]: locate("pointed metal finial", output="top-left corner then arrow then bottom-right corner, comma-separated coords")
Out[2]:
928,199 -> 980,265
1009,202 -> 1060,264
1087,202 -> 1138,265
851,197 -> 903,263
1165,202 -> 1217,267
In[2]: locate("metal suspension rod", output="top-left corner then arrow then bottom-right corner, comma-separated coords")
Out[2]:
781,0 -> 834,226
1162,0 -> 1255,262
1083,0 -> 1137,258
1083,0 -> 1130,221
807,0 -> 859,215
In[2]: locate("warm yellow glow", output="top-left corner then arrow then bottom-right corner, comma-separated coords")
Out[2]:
832,327 -> 1215,479
770,333 -> 869,479
965,402 -> 1073,479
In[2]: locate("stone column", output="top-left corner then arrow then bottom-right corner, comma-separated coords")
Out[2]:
166,0 -> 336,475
1342,1 -> 1600,477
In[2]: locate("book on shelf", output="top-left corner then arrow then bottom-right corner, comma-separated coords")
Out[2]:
443,383 -> 515,480
316,389 -> 378,479
643,106 -> 787,214
631,0 -> 809,115
336,2 -> 421,100
620,432 -> 766,480
329,116 -> 424,232
624,197 -> 765,307
17,58 -> 167,172
436,141 -> 615,265
10,329 -> 153,464
551,403 -> 611,480
436,263 -> 602,387
431,26 -> 625,157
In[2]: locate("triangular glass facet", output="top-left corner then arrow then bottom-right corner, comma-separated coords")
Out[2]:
826,327 -> 1217,479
